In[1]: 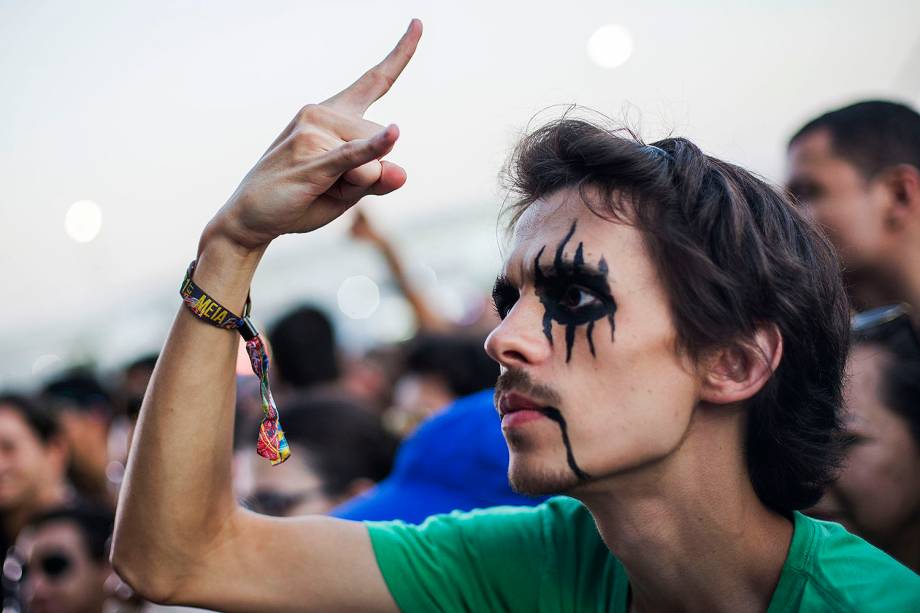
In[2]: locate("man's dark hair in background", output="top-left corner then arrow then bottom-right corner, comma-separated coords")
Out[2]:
238,392 -> 398,517
25,503 -> 113,563
117,354 -> 159,421
790,101 -> 920,178
268,305 -> 340,392
41,372 -> 114,506
0,394 -> 59,445
404,334 -> 498,398
787,100 -> 920,312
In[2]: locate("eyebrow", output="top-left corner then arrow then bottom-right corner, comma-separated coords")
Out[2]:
537,256 -> 609,279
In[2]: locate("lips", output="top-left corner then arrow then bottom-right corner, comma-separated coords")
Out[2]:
497,392 -> 550,428
498,391 -> 544,415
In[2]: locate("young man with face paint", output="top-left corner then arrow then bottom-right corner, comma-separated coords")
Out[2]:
112,21 -> 920,612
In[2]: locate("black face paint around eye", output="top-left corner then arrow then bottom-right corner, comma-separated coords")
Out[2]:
541,406 -> 592,481
533,220 -> 618,362
491,275 -> 519,320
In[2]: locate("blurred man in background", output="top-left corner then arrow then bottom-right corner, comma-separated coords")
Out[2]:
12,503 -> 114,613
809,305 -> 920,572
787,100 -> 920,314
267,305 -> 342,399
788,101 -> 920,570
41,373 -> 114,506
237,392 -> 397,517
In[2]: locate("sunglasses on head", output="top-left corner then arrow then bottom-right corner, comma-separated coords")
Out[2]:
852,304 -> 920,354
239,488 -> 324,517
4,550 -> 73,584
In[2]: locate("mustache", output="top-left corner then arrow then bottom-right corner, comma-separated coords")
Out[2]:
494,369 -> 563,408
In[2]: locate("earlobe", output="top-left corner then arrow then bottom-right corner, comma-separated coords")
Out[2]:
883,164 -> 920,229
700,324 -> 783,405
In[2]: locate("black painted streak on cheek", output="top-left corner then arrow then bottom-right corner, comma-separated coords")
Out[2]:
534,246 -> 553,346
599,256 -> 615,342
541,406 -> 591,481
565,325 -> 576,363
586,320 -> 596,357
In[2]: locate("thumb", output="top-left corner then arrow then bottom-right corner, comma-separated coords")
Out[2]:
315,124 -> 399,178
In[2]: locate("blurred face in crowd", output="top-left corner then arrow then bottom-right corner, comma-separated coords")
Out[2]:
786,129 -> 892,276
486,189 -> 699,495
809,344 -> 920,545
0,405 -> 63,511
15,520 -> 109,613
241,446 -> 338,517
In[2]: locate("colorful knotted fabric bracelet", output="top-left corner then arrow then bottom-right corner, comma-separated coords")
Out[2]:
180,260 -> 291,465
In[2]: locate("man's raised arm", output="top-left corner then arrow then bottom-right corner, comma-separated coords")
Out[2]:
111,20 -> 422,611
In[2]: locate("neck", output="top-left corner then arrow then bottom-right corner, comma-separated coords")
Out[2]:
876,514 -> 920,574
574,405 -> 792,613
900,252 -> 920,324
852,237 -> 920,316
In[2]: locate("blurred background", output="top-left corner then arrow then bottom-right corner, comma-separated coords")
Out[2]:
3,0 -> 919,387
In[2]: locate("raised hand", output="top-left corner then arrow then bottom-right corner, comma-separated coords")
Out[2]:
205,19 -> 422,251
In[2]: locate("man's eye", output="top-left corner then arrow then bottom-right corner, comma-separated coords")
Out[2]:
560,286 -> 599,310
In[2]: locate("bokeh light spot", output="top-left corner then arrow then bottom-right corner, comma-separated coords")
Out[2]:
587,24 -> 634,69
337,275 -> 380,319
32,354 -> 62,375
65,200 -> 103,243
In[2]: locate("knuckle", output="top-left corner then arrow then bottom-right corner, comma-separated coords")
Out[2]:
296,103 -> 325,124
339,142 -> 368,166
290,127 -> 325,157
366,68 -> 395,93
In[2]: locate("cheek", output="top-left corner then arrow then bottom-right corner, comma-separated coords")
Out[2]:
813,194 -> 883,263
836,443 -> 919,524
565,324 -> 696,467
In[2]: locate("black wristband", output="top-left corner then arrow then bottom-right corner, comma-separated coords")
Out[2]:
179,260 -> 254,336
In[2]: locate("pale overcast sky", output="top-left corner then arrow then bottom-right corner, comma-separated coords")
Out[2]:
2,0 -> 919,386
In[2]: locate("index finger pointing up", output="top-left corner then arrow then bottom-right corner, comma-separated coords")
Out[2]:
323,19 -> 422,116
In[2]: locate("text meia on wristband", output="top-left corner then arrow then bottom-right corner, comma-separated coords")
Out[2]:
179,260 -> 290,465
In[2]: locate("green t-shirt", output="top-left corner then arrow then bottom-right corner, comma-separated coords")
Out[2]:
367,497 -> 920,612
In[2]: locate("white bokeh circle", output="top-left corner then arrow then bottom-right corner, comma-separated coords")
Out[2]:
65,200 -> 103,243
32,354 -> 62,375
337,275 -> 380,319
586,24 -> 634,69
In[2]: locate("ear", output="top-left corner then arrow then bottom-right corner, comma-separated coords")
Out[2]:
700,323 -> 783,405
881,164 -> 920,230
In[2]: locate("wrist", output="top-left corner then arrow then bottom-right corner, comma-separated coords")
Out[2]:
192,229 -> 267,315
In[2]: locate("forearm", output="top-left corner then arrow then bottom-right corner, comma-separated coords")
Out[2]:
376,240 -> 451,332
112,232 -> 266,594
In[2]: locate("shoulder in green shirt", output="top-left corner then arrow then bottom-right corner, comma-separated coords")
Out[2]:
367,497 -> 920,612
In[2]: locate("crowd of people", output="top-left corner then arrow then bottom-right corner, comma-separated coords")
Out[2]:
3,21 -> 919,612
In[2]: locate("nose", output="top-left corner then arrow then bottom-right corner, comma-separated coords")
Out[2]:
484,296 -> 552,369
